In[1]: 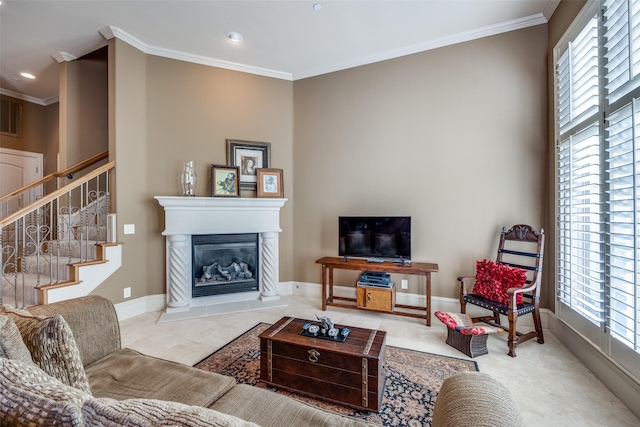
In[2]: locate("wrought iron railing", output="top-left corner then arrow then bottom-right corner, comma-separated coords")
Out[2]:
0,156 -> 114,308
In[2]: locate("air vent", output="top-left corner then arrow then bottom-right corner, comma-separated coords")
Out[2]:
0,98 -> 21,137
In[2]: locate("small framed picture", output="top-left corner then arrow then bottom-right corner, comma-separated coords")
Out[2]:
257,168 -> 284,198
211,165 -> 240,197
226,139 -> 271,191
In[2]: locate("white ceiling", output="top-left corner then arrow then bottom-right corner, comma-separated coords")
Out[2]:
0,0 -> 560,105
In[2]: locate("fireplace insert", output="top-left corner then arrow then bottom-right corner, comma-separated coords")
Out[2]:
192,233 -> 259,298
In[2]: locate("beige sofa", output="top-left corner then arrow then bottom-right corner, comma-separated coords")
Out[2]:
1,295 -> 524,426
0,295 -> 369,426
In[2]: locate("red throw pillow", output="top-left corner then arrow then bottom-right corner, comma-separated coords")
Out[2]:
472,259 -> 526,305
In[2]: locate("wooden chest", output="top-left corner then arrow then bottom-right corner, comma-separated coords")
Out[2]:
259,317 -> 387,412
357,284 -> 396,312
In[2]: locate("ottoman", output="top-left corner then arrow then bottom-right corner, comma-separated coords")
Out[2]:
434,312 -> 504,358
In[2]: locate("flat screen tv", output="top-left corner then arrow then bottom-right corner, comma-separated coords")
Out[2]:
338,216 -> 411,261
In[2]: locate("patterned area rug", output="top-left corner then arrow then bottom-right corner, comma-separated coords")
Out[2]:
194,323 -> 478,426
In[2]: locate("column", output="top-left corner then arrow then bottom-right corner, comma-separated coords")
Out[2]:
260,231 -> 280,301
166,234 -> 191,312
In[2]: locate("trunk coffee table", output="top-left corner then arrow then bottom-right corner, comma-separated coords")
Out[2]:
259,316 -> 387,412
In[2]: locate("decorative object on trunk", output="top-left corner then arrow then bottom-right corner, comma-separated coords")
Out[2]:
181,160 -> 197,196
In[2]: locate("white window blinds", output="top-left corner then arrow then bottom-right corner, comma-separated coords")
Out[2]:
556,0 -> 640,371
604,0 -> 640,102
605,101 -> 639,348
558,16 -> 600,134
557,124 -> 605,323
556,11 -> 605,324
604,0 -> 640,354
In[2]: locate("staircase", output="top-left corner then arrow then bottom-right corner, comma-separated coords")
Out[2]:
0,153 -> 120,308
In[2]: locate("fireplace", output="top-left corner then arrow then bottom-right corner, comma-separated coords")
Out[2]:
192,233 -> 259,297
155,196 -> 287,322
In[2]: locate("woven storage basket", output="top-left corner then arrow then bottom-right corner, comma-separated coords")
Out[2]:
445,328 -> 489,358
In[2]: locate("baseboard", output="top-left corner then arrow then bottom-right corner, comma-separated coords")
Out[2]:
115,282 -> 552,329
290,281 -> 550,329
114,294 -> 165,320
114,283 -> 296,321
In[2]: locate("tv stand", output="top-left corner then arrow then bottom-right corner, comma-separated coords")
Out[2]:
316,257 -> 439,326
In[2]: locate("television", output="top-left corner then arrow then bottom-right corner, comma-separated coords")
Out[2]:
338,216 -> 411,261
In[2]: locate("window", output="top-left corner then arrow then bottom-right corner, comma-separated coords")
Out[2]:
555,0 -> 640,379
0,97 -> 21,137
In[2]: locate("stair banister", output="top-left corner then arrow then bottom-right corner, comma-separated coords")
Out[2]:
0,150 -> 108,207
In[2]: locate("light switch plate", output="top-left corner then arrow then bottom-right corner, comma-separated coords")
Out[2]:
124,224 -> 135,234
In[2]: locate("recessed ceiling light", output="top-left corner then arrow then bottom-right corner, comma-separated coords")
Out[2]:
227,32 -> 243,42
20,72 -> 36,79
313,4 -> 322,11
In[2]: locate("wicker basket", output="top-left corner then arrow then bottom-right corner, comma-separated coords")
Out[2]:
445,328 -> 489,358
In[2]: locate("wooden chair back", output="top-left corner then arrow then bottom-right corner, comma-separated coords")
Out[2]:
496,224 -> 544,305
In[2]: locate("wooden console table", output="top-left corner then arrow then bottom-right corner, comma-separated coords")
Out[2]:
316,257 -> 439,326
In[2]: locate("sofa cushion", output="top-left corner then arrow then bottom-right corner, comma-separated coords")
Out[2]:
0,357 -> 91,427
27,295 -> 122,367
209,384 -> 371,427
85,348 -> 236,407
3,308 -> 92,394
82,397 -> 259,427
0,314 -> 35,365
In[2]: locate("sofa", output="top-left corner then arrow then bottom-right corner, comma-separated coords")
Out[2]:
0,295 -> 370,426
0,295 -> 524,426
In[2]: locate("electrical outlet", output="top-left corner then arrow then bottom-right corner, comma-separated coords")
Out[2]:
124,224 -> 135,235
401,279 -> 408,289
124,287 -> 131,298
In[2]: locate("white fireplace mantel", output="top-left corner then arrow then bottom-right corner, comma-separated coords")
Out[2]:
155,196 -> 288,322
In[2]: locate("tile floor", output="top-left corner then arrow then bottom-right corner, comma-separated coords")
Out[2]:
120,295 -> 640,426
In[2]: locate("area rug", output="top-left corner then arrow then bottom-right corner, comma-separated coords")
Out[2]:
194,323 -> 478,426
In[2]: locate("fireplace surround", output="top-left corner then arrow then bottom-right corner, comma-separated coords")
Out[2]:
155,196 -> 287,322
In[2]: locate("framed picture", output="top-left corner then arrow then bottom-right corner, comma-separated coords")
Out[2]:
211,165 -> 240,197
226,139 -> 271,190
257,168 -> 284,198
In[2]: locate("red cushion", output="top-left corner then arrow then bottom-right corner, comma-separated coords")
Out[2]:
472,259 -> 526,305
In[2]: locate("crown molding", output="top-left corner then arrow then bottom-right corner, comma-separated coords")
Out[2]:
293,13 -> 549,80
100,26 -> 293,81
51,51 -> 78,63
543,0 -> 561,21
0,88 -> 58,106
101,11 -> 546,83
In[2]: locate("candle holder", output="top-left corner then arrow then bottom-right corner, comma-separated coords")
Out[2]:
181,161 -> 197,196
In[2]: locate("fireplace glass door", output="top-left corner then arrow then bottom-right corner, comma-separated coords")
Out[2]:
192,233 -> 259,298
